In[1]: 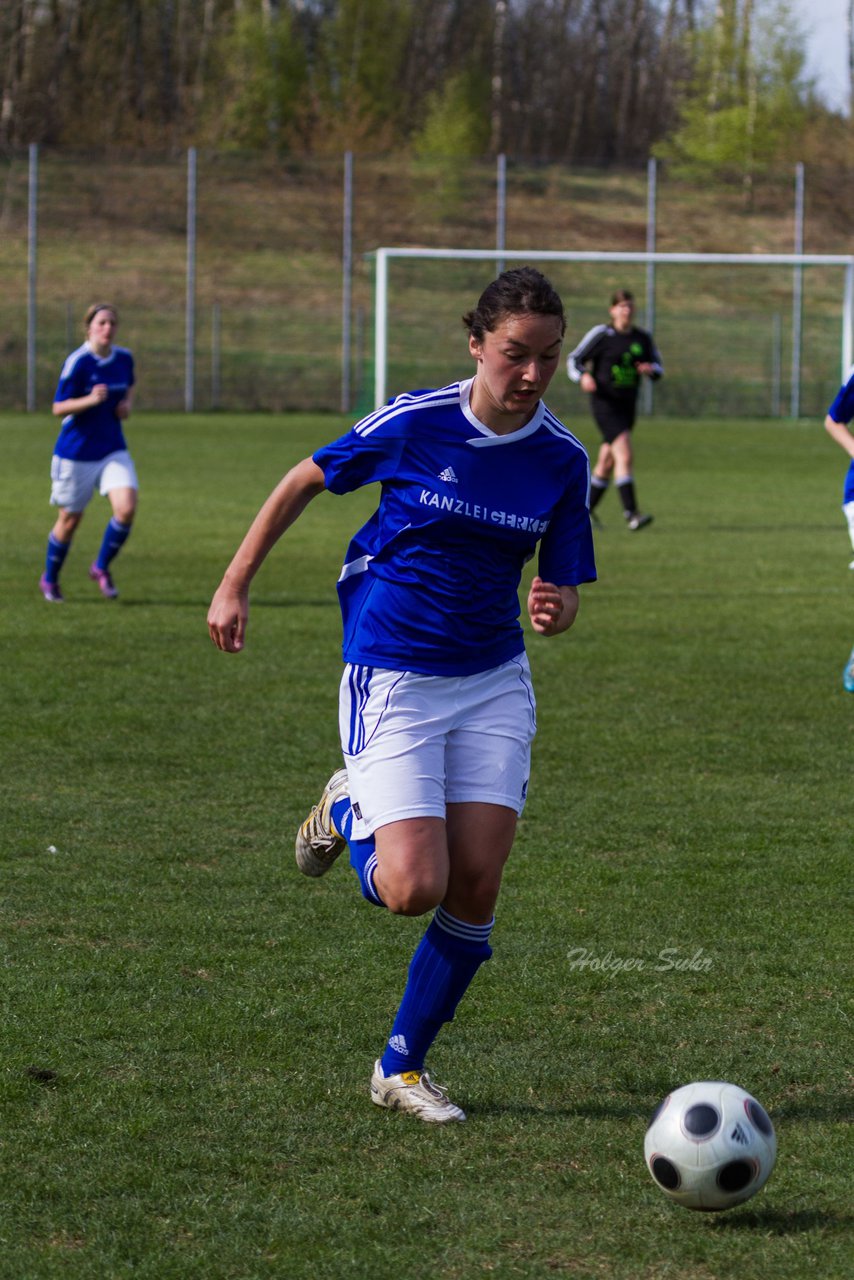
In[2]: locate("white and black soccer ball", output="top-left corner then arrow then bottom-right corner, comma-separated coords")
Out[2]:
644,1081 -> 777,1212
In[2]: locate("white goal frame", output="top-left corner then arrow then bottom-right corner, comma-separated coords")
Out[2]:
372,247 -> 854,410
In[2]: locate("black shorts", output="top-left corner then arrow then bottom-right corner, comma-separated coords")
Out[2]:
591,397 -> 636,444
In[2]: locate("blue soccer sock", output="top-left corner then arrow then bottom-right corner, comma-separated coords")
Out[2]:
96,517 -> 132,570
379,905 -> 494,1076
44,533 -> 72,584
330,794 -> 385,907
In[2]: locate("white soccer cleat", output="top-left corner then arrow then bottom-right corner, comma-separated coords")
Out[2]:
294,768 -> 350,877
370,1059 -> 466,1123
626,512 -> 653,531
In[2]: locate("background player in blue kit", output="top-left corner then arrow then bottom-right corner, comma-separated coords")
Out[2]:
823,363 -> 854,572
822,364 -> 854,691
40,302 -> 137,602
567,288 -> 662,530
208,268 -> 596,1122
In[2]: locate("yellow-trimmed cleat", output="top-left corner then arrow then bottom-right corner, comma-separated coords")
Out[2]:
370,1060 -> 466,1123
294,768 -> 349,876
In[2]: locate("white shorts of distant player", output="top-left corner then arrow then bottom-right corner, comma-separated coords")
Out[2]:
339,654 -> 537,841
49,449 -> 138,513
843,500 -> 854,553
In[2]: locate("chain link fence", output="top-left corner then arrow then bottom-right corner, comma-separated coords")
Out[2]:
1,148 -> 852,418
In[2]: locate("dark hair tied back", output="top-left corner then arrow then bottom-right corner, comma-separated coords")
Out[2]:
85,302 -> 118,328
463,267 -> 565,341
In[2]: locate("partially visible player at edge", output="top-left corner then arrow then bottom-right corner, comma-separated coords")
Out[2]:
822,362 -> 854,691
40,302 -> 137,602
566,288 -> 662,530
207,267 -> 596,1123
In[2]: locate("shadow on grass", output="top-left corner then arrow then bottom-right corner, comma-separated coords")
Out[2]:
712,1207 -> 854,1234
470,1100 -> 651,1121
472,1091 -> 854,1126
92,597 -> 340,609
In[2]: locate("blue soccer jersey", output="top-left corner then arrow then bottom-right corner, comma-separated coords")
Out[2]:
827,364 -> 854,426
826,365 -> 854,503
313,379 -> 597,677
53,343 -> 135,461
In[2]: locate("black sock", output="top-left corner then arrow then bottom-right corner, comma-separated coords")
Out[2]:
589,477 -> 608,511
617,478 -> 637,516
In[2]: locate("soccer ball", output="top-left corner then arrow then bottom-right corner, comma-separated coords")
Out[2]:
644,1081 -> 777,1212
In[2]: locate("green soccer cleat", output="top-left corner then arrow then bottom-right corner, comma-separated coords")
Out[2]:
294,768 -> 350,876
370,1060 -> 466,1123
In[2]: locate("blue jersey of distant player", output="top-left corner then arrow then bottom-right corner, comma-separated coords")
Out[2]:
827,363 -> 854,504
52,343 -> 135,462
313,378 -> 597,677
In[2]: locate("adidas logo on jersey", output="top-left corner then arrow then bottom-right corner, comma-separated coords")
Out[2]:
437,466 -> 459,483
388,1034 -> 409,1056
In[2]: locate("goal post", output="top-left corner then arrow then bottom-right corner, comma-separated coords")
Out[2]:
372,247 -> 854,415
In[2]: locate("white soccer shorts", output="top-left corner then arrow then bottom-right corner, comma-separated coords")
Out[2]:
338,654 -> 537,840
843,500 -> 854,552
49,450 -> 138,512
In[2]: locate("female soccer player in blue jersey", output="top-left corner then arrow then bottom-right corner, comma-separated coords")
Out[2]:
822,364 -> 854,691
823,363 -> 854,572
39,303 -> 137,602
208,268 -> 596,1122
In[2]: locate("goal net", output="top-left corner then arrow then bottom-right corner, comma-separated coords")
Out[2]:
369,248 -> 854,420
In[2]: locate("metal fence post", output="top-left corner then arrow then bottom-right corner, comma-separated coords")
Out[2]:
185,146 -> 197,413
211,300 -> 221,410
496,153 -> 506,275
341,151 -> 353,414
27,143 -> 38,412
843,261 -> 854,380
790,161 -> 804,418
771,312 -> 782,417
642,156 -> 657,415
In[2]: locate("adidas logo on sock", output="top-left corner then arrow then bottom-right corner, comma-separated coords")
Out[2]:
388,1034 -> 409,1056
438,466 -> 459,483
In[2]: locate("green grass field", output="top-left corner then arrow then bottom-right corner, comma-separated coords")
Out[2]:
2,411 -> 852,1280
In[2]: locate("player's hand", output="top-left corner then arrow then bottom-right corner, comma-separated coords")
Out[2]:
115,398 -> 130,419
635,362 -> 654,376
207,583 -> 249,653
580,372 -> 597,394
90,383 -> 108,405
527,576 -> 565,636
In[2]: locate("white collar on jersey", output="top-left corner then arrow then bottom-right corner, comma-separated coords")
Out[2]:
460,376 -> 546,446
85,341 -> 116,363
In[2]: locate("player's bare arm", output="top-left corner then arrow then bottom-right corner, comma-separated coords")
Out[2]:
208,456 -> 326,653
824,414 -> 854,460
527,576 -> 579,636
52,384 -> 109,415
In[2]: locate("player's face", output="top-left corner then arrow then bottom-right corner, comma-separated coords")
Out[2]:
87,309 -> 118,354
468,311 -> 564,432
610,299 -> 634,332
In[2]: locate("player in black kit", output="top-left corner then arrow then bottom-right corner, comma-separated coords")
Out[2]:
567,289 -> 663,530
